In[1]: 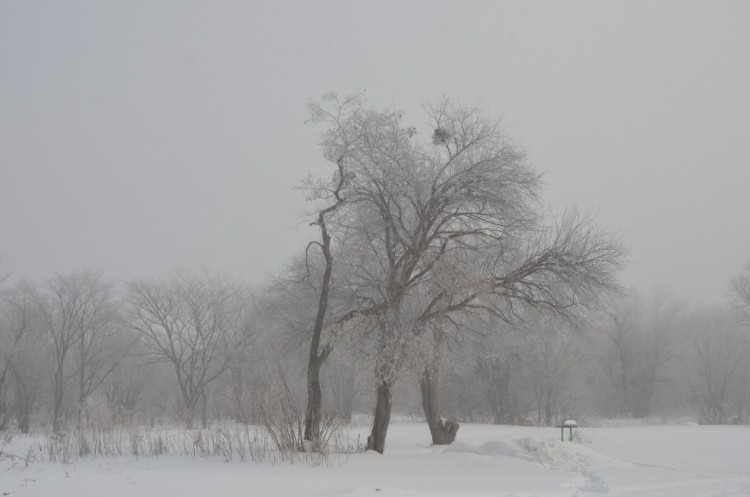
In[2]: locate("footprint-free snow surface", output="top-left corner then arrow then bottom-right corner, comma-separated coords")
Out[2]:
2,422 -> 749,496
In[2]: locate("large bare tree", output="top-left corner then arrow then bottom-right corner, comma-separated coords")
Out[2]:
307,94 -> 625,452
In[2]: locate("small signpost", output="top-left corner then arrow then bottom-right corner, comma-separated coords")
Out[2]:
556,419 -> 577,441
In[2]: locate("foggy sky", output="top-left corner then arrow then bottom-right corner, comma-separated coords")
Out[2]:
1,1 -> 748,304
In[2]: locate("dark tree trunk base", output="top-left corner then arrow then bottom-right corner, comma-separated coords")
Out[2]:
428,418 -> 460,445
420,368 -> 459,445
303,366 -> 323,449
366,382 -> 393,454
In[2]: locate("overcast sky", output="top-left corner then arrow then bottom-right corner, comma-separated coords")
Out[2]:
1,1 -> 748,304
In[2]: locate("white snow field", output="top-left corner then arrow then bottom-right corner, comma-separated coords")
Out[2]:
2,422 -> 749,497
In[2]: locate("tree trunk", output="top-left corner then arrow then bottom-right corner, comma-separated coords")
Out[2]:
303,291 -> 332,449
419,368 -> 459,445
543,389 -> 554,426
18,409 -> 31,434
52,363 -> 65,432
230,366 -> 241,422
366,381 -> 393,454
201,390 -> 208,428
184,400 -> 196,430
303,174 -> 342,447
0,371 -> 7,431
15,382 -> 33,434
304,357 -> 324,447
77,363 -> 87,429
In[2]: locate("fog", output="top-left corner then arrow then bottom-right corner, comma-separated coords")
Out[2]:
3,2 -> 750,470
1,1 -> 748,303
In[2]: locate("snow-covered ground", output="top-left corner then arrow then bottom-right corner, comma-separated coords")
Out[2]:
2,422 -> 749,497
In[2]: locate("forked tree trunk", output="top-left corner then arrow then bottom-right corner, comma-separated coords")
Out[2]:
303,157 -> 344,448
366,381 -> 393,454
419,367 -> 459,445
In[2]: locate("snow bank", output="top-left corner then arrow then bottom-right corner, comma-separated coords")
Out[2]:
3,423 -> 750,497
445,433 -> 633,472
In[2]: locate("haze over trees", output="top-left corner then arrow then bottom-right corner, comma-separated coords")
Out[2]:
731,263 -> 750,325
125,272 -> 254,429
0,94 -> 748,456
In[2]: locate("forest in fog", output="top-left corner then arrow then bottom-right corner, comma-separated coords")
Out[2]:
2,94 -> 749,455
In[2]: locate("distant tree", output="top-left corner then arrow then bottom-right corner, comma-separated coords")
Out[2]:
320,348 -> 360,423
0,284 -> 27,430
27,272 -> 116,431
687,307 -> 750,424
70,280 -> 125,428
428,315 -> 587,428
103,344 -> 152,425
597,290 -> 682,418
0,285 -> 46,433
731,262 -> 750,326
125,272 -> 253,428
526,322 -> 587,426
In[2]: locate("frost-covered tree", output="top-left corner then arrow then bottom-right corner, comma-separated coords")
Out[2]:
306,93 -> 625,452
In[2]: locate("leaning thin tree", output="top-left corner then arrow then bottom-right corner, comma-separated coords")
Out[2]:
300,93 -> 363,447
